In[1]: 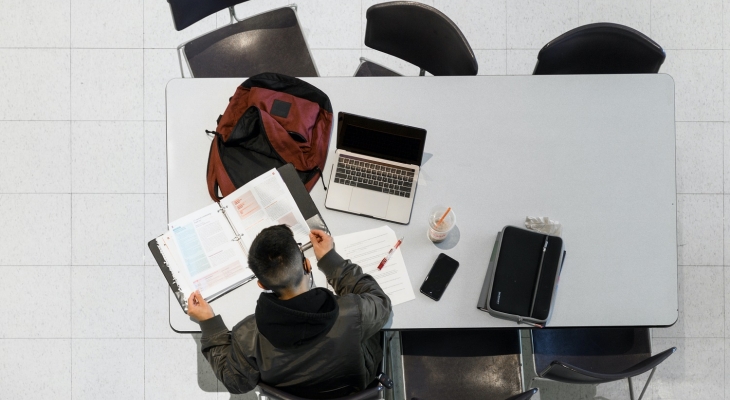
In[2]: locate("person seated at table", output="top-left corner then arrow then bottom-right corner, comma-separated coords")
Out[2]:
186,225 -> 392,398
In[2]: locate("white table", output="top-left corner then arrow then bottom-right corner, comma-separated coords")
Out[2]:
165,75 -> 677,332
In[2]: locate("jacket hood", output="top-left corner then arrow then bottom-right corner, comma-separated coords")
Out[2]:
255,287 -> 339,349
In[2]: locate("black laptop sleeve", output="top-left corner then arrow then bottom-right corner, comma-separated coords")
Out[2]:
477,226 -> 566,326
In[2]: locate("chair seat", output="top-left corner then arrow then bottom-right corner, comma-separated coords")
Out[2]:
354,60 -> 402,77
401,329 -> 523,400
183,7 -> 318,78
532,327 -> 652,377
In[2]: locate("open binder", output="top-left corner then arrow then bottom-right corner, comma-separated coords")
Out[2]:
477,226 -> 566,327
148,164 -> 328,312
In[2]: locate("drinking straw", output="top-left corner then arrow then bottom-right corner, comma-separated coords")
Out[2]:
436,207 -> 452,227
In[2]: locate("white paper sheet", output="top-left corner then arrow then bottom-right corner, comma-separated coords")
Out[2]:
313,226 -> 415,306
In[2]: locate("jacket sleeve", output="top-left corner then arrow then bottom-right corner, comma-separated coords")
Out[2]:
317,249 -> 392,339
199,315 -> 260,394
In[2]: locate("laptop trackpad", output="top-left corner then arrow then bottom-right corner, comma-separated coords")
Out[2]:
348,188 -> 389,218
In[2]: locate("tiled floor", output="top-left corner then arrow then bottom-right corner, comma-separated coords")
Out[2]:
0,0 -> 724,399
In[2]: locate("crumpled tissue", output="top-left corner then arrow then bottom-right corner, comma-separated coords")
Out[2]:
524,216 -> 562,237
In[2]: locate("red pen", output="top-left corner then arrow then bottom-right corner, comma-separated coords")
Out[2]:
377,237 -> 404,270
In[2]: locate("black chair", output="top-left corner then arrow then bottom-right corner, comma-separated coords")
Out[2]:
356,1 -> 478,77
168,0 -> 318,78
533,23 -> 665,75
530,327 -> 676,400
354,57 -> 401,77
400,329 -> 536,400
257,382 -> 385,400
256,333 -> 393,400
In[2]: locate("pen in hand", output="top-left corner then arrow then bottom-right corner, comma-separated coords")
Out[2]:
377,236 -> 404,270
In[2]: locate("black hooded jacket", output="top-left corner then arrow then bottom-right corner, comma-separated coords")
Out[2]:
199,250 -> 392,398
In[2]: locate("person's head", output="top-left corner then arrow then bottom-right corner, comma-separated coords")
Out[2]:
248,225 -> 310,296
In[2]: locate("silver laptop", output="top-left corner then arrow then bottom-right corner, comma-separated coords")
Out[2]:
325,112 -> 427,224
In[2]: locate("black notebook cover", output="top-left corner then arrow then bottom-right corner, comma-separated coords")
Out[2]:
489,226 -> 563,319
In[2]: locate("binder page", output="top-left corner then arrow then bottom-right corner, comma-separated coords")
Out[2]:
330,226 -> 415,306
168,202 -> 252,300
221,169 -> 311,251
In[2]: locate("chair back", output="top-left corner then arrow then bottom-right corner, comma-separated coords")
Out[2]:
182,7 -> 318,77
364,1 -> 477,76
533,23 -> 665,75
257,382 -> 384,400
168,0 -> 245,31
532,327 -> 675,384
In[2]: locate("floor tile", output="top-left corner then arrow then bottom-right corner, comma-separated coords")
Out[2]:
145,194 -> 167,266
1,266 -> 71,338
676,122 -> 723,194
145,121 -> 167,194
506,0 -> 579,49
145,338 -> 219,400
72,339 -> 145,400
0,339 -> 71,400
653,338 -> 723,399
71,0 -> 143,48
432,0 -> 506,50
725,51 -> 730,121
296,0 -> 361,49
144,49 -> 180,120
143,0 -> 217,49
0,121 -> 71,193
71,49 -> 143,120
578,0 -> 651,35
677,194 -> 723,265
0,194 -> 71,265
72,266 -> 144,338
653,266 -> 723,338
725,0 -> 730,49
725,338 -> 730,399
0,0 -> 70,47
474,50 -> 507,75
651,0 -> 723,50
72,121 -> 144,193
0,49 -> 70,120
311,49 -> 361,77
72,194 -> 144,265
661,50 -> 723,122
145,265 -> 180,338
723,124 -> 730,191
507,49 -> 538,75
723,196 -> 730,265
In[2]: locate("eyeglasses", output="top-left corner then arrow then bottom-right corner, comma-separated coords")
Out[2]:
300,248 -> 314,290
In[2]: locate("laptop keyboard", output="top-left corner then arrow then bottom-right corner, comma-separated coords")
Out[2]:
334,155 -> 415,197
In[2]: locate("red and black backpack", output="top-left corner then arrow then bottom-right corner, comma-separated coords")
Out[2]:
206,73 -> 333,201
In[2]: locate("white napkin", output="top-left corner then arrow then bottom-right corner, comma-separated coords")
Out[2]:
525,216 -> 562,237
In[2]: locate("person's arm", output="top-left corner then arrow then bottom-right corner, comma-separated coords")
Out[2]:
188,291 -> 260,394
309,230 -> 392,339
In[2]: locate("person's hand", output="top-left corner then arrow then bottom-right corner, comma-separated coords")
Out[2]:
309,229 -> 334,261
187,290 -> 215,322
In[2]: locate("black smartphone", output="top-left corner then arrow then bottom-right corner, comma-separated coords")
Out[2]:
420,253 -> 460,301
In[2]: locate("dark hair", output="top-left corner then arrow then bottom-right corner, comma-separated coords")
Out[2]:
248,225 -> 305,295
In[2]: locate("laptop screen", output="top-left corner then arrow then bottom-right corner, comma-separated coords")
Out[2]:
337,112 -> 427,165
